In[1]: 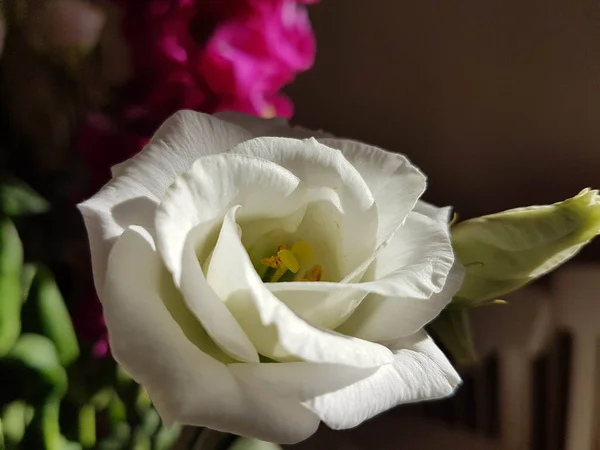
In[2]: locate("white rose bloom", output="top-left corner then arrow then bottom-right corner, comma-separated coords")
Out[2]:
79,111 -> 464,444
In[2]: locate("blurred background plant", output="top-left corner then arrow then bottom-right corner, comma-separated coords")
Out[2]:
0,0 -> 318,448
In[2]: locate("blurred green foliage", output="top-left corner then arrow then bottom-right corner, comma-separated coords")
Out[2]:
0,178 -> 181,449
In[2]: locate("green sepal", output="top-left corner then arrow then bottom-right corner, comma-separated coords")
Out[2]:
429,308 -> 478,367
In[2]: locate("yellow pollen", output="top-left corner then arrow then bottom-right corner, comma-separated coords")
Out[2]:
260,255 -> 280,269
300,265 -> 322,282
260,241 -> 315,282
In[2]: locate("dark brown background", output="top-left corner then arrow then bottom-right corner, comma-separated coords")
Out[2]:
290,0 -> 600,222
285,2 -> 598,448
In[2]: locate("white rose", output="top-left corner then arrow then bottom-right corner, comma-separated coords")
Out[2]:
79,111 -> 464,444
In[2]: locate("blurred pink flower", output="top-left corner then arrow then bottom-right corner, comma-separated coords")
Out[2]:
201,0 -> 316,118
74,0 -> 318,356
111,0 -> 316,131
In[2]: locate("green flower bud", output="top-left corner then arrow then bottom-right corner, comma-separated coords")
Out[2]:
452,188 -> 600,305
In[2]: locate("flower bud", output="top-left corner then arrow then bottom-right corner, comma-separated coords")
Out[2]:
452,188 -> 600,305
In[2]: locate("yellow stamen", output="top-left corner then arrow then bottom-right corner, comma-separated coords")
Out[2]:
291,241 -> 312,265
260,255 -> 280,269
300,265 -> 322,282
278,249 -> 299,273
260,241 -> 316,282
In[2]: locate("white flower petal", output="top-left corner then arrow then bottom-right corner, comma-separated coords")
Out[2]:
208,207 -> 394,366
338,262 -> 464,342
267,209 -> 457,332
270,286 -> 367,330
104,227 -> 319,444
414,200 -> 453,224
229,362 -> 377,403
79,111 -> 252,295
231,137 -> 378,277
304,331 -> 460,430
364,210 -> 455,298
155,153 -> 308,362
319,138 -> 427,248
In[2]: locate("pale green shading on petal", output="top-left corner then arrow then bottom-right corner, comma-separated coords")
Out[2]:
452,188 -> 600,305
228,437 -> 283,450
159,263 -> 235,364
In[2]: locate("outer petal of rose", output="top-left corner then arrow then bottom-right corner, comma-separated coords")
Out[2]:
155,152 -> 307,362
319,138 -> 426,249
79,110 -> 252,295
365,210 -> 455,297
229,362 -> 378,403
303,331 -> 460,429
104,227 -> 319,444
207,207 -> 394,366
230,137 -> 378,276
267,209 -> 456,333
414,200 -> 453,224
337,262 -> 464,342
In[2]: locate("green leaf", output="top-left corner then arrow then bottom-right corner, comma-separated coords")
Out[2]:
20,263 -> 37,303
21,396 -> 65,450
428,308 -> 477,367
1,334 -> 68,403
228,438 -> 283,450
452,189 -> 600,305
1,402 -> 27,446
135,387 -> 151,416
0,219 -> 23,357
140,409 -> 159,437
107,393 -> 127,431
60,436 -> 83,450
90,388 -> 113,411
153,423 -> 182,450
97,421 -> 129,450
0,177 -> 50,216
131,429 -> 151,450
39,398 -> 61,450
78,404 -> 96,449
23,266 -> 79,366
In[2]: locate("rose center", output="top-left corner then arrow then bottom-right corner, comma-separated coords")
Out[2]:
258,241 -> 323,283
